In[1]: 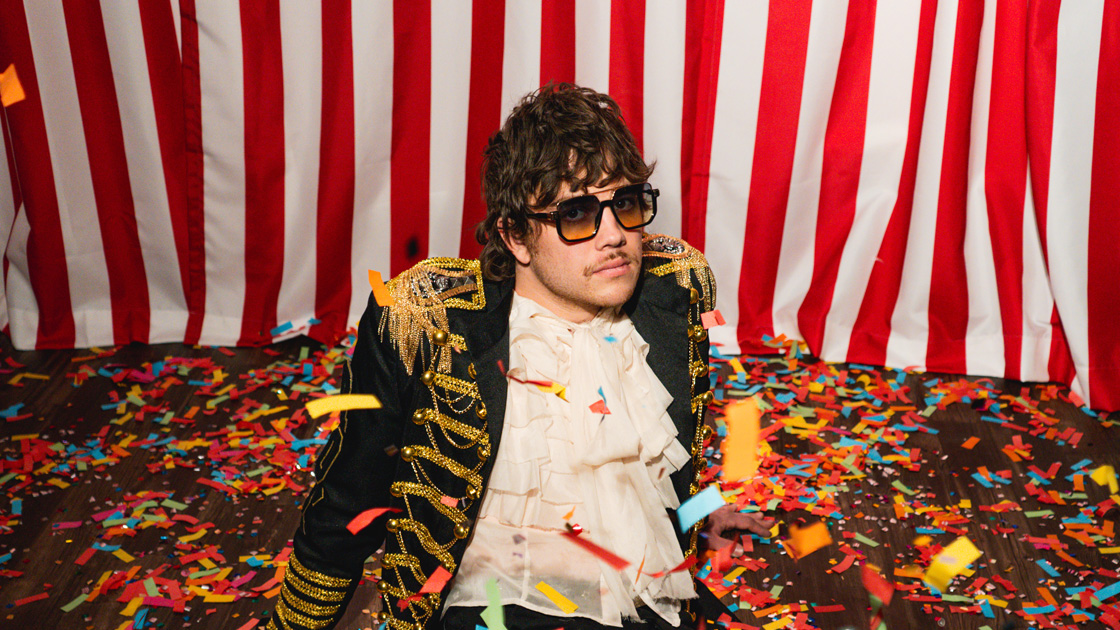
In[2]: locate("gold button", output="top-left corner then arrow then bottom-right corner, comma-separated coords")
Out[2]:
400,446 -> 415,462
475,402 -> 487,420
478,444 -> 490,460
701,391 -> 714,405
689,482 -> 699,494
701,424 -> 713,439
454,524 -> 470,539
382,555 -> 396,568
385,518 -> 401,533
412,409 -> 430,425
376,611 -> 388,622
432,330 -> 448,346
689,288 -> 699,304
468,363 -> 477,379
466,485 -> 481,500
376,580 -> 391,593
390,484 -> 402,497
421,370 -> 436,386
689,325 -> 707,342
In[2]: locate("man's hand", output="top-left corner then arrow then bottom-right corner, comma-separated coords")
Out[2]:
702,504 -> 775,549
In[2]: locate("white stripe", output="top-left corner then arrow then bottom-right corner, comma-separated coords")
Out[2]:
276,1 -> 323,337
1020,179 -> 1054,382
195,2 -> 246,344
962,0 -> 1004,377
819,1 -> 921,361
574,0 -> 611,94
350,0 -> 394,326
885,0 -> 960,370
771,0 -> 849,342
1048,1 -> 1103,401
501,1 -> 542,119
642,1 -> 686,237
3,203 -> 35,348
0,116 -> 13,334
171,0 -> 182,56
429,0 -> 472,259
100,0 -> 189,342
25,0 -> 114,347
705,0 -> 769,355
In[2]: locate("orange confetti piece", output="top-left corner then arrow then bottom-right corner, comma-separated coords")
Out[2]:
700,309 -> 725,329
419,566 -> 453,593
722,397 -> 760,482
961,436 -> 980,450
788,521 -> 832,559
368,270 -> 395,307
0,64 -> 25,107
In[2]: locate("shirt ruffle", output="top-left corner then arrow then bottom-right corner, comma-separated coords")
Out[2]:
445,293 -> 694,626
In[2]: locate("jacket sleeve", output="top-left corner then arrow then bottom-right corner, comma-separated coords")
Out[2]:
267,293 -> 410,630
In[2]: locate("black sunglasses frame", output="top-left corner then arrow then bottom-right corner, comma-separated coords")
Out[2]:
525,183 -> 659,243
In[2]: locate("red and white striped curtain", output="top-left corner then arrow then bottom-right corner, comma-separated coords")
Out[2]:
1,1 -> 1117,411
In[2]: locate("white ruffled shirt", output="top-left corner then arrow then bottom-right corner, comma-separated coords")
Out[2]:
443,292 -> 695,626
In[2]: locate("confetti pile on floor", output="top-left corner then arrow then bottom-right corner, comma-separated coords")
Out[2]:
0,332 -> 1117,629
699,337 -> 1120,630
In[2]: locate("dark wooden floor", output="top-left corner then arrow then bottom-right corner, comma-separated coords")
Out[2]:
0,332 -> 1116,630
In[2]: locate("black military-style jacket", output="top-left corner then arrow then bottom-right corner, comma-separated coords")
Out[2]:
267,234 -> 717,630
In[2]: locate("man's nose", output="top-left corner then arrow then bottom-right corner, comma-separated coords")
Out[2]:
594,203 -> 627,246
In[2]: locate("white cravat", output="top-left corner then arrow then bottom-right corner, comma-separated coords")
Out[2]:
444,293 -> 694,626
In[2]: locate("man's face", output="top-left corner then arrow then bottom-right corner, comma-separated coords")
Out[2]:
503,181 -> 645,323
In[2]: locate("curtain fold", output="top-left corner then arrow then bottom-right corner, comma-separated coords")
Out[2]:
0,0 -> 1116,411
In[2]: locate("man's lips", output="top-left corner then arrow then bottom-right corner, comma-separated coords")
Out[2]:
589,257 -> 632,275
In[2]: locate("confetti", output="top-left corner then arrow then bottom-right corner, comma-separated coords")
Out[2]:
305,394 -> 381,418
535,581 -> 578,614
787,521 -> 832,559
677,485 -> 726,533
560,530 -> 630,570
924,537 -> 982,592
721,397 -> 760,481
0,64 -> 25,107
346,507 -> 401,535
368,270 -> 395,306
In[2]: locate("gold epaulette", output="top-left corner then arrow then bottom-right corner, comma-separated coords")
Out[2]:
642,234 -> 716,312
380,257 -> 487,375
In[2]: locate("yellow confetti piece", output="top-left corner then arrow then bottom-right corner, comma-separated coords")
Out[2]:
1092,465 -> 1119,494
179,528 -> 207,543
924,536 -> 982,592
535,382 -> 568,401
120,597 -> 143,616
535,581 -> 578,614
763,616 -> 793,630
722,397 -> 760,481
112,549 -> 136,563
305,394 -> 382,419
789,521 -> 832,559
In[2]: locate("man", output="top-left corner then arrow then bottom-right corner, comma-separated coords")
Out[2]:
267,84 -> 770,630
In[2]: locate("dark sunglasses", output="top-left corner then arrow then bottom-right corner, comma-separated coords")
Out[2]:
525,182 -> 659,243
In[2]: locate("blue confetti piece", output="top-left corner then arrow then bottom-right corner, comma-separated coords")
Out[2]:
677,485 -> 726,533
271,321 -> 294,335
1095,580 -> 1120,602
1036,559 -> 1060,577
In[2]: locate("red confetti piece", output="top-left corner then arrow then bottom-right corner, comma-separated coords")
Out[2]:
14,592 -> 49,606
346,507 -> 401,535
560,530 -> 630,570
418,566 -> 452,593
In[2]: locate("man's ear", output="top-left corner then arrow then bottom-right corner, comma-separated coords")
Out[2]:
498,219 -> 532,266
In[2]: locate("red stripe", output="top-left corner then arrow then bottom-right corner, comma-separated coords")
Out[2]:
796,0 -> 875,353
178,0 -> 206,345
540,0 -> 575,84
1024,0 -> 1075,383
139,0 -> 198,342
609,0 -> 645,153
0,1 -> 76,348
983,1 -> 1029,381
309,0 -> 355,346
735,0 -> 812,350
924,0 -> 982,374
62,0 -> 151,345
679,0 -> 723,248
238,1 -> 285,345
847,0 -> 937,367
1087,0 -> 1120,410
392,0 -> 432,273
456,0 -> 503,261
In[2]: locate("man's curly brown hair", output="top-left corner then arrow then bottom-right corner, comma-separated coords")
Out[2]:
475,83 -> 654,281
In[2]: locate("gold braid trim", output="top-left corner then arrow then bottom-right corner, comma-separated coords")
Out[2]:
264,619 -> 283,630
275,596 -> 336,629
407,445 -> 483,488
433,373 -> 480,398
392,481 -> 467,524
289,553 -> 353,589
428,409 -> 487,444
284,566 -> 348,603
280,583 -> 344,619
393,518 -> 457,567
381,258 -> 485,375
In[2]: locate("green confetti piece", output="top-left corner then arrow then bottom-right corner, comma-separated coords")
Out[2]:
1025,510 -> 1054,518
144,578 -> 159,597
161,499 -> 189,511
853,532 -> 880,547
60,593 -> 87,612
892,480 -> 917,496
188,567 -> 221,580
246,466 -> 272,478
